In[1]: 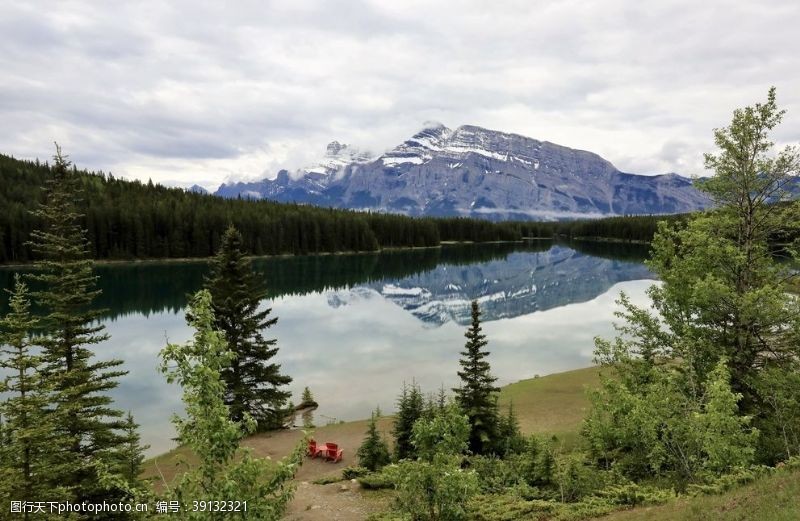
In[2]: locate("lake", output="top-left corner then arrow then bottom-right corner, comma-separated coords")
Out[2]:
0,240 -> 655,456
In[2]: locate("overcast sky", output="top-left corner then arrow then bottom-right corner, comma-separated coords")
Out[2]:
2,0 -> 798,189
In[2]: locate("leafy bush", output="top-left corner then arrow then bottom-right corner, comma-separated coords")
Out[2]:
384,457 -> 479,521
553,454 -> 606,503
469,456 -> 519,494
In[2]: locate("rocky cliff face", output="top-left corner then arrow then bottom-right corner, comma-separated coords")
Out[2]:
215,123 -> 711,219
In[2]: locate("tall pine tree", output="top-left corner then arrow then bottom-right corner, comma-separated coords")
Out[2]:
27,146 -> 130,505
204,225 -> 292,430
453,300 -> 500,455
0,276 -> 66,516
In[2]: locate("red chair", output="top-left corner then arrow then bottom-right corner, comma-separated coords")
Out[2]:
323,443 -> 343,463
307,439 -> 318,458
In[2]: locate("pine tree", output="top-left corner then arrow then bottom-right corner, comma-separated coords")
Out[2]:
495,401 -> 525,456
393,382 -> 424,460
0,276 -> 66,516
453,300 -> 500,455
204,225 -> 292,430
27,147 -> 128,503
357,409 -> 391,471
300,386 -> 317,408
113,412 -> 148,485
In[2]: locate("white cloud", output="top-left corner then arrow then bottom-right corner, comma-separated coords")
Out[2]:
1,0 -> 798,190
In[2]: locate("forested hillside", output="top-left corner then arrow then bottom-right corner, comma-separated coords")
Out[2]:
0,153 -> 526,263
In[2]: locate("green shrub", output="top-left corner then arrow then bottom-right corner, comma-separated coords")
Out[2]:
342,465 -> 369,480
511,435 -> 556,487
469,456 -> 519,494
468,494 -> 557,521
384,456 -> 479,521
596,482 -> 672,506
687,466 -> 765,496
357,471 -> 395,490
312,474 -> 343,485
553,454 -> 606,503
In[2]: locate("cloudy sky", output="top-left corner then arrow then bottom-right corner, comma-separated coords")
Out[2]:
2,0 -> 799,189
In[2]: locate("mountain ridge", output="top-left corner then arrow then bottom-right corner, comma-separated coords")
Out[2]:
215,123 -> 712,220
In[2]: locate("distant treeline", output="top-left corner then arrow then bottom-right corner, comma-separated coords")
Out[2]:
0,153 -> 723,265
0,154 -> 528,264
517,214 -> 688,243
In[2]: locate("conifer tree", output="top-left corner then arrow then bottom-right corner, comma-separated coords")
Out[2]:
357,409 -> 391,471
27,147 -> 128,503
453,300 -> 500,455
393,382 -> 424,460
0,276 -> 66,515
113,412 -> 149,485
300,386 -> 317,407
495,401 -> 525,456
205,225 -> 292,430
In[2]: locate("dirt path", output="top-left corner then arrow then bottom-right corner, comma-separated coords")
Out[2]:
240,418 -> 395,520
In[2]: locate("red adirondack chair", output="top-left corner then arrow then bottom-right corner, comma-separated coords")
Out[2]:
323,442 -> 343,463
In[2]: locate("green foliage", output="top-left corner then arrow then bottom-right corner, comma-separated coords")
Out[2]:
342,465 -> 370,480
393,382 -> 425,460
26,148 -> 133,509
357,471 -> 396,490
113,412 -> 149,485
699,359 -> 758,472
357,410 -> 391,471
159,289 -> 303,520
513,435 -> 556,488
384,458 -> 479,521
311,474 -> 343,485
751,362 -> 800,463
583,358 -> 757,486
469,456 -> 519,494
584,88 -> 800,487
454,301 -> 500,455
552,453 -> 606,503
205,225 -> 291,430
300,386 -> 316,407
494,402 -> 526,457
411,401 -> 470,462
0,276 -> 69,516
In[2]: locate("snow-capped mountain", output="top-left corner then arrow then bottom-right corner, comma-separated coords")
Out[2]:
215,124 -> 712,219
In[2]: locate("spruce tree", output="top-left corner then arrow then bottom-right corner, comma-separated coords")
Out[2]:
357,409 -> 391,471
205,225 -> 292,430
27,147 -> 128,503
393,382 -> 424,460
453,300 -> 500,455
114,412 -> 148,485
0,276 -> 66,515
300,386 -> 317,407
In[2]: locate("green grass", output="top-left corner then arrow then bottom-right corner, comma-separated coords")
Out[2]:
498,366 -> 605,447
